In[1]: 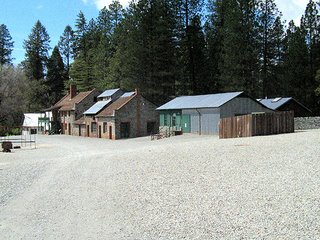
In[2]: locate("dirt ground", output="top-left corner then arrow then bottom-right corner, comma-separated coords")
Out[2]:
0,131 -> 319,239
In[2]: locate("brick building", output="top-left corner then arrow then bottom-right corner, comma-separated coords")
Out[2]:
75,89 -> 159,139
73,88 -> 124,137
47,84 -> 99,135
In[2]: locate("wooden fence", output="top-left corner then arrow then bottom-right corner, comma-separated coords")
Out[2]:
219,111 -> 294,139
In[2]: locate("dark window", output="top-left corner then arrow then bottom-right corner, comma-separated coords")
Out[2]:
120,122 -> 130,138
91,122 -> 97,133
147,122 -> 156,135
103,122 -> 107,133
172,115 -> 176,126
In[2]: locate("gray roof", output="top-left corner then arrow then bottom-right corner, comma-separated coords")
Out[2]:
259,97 -> 292,110
84,100 -> 112,115
157,92 -> 244,110
98,88 -> 121,98
121,92 -> 135,98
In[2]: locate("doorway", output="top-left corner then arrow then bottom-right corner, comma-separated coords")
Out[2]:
181,114 -> 191,133
120,122 -> 130,138
98,125 -> 102,138
109,126 -> 112,139
79,125 -> 81,136
87,125 -> 89,137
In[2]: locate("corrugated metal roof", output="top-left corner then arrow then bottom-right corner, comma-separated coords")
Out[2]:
157,92 -> 244,110
98,88 -> 121,98
121,92 -> 135,97
96,95 -> 135,117
258,98 -> 291,110
84,100 -> 112,115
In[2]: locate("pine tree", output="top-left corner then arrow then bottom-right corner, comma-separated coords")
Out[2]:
301,0 -> 319,75
58,25 -> 74,76
271,16 -> 286,95
70,14 -> 98,91
257,0 -> 283,97
174,0 -> 205,95
0,24 -> 14,66
182,15 -> 207,94
46,46 -> 67,104
23,20 -> 51,81
73,11 -> 87,58
108,0 -> 177,104
219,0 -> 259,96
301,0 -> 319,111
205,0 -> 227,93
23,20 -> 51,111
109,0 -> 123,32
69,57 -> 92,91
283,21 -> 309,103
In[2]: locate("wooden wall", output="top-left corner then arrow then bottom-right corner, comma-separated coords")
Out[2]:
219,111 -> 294,139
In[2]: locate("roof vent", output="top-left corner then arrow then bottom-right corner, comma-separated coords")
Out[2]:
272,97 -> 282,102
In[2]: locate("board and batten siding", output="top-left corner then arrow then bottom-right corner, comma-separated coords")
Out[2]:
182,108 -> 220,135
220,97 -> 273,119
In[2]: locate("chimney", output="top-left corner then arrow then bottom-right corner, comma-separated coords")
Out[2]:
70,84 -> 77,99
135,88 -> 140,96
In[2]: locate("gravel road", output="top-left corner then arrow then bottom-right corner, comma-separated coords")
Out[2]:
0,130 -> 320,239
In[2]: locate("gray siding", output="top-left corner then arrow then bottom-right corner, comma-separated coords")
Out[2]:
182,108 -> 220,135
220,97 -> 273,119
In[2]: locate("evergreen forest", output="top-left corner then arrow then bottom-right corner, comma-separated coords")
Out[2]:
2,0 -> 320,127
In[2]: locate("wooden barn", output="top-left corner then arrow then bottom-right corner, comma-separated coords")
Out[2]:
258,97 -> 312,117
157,91 -> 273,135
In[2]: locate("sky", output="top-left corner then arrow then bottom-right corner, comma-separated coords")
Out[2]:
0,0 -> 310,65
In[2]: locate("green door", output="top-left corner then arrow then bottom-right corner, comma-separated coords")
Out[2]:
181,114 -> 191,133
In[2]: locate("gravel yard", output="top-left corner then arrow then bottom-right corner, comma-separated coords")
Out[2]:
0,130 -> 320,239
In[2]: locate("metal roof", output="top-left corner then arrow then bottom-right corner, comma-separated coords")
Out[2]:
258,98 -> 292,110
121,92 -> 135,97
98,88 -> 121,98
83,100 -> 112,115
157,92 -> 244,110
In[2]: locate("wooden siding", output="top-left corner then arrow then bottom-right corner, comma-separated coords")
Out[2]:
219,111 -> 294,139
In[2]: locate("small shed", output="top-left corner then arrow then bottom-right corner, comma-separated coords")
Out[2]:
22,113 -> 49,134
258,97 -> 312,117
157,92 -> 273,135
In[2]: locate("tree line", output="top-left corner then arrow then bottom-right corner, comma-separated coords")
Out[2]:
1,0 -> 320,127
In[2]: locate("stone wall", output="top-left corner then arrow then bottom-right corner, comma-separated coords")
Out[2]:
294,117 -> 320,130
115,94 -> 159,139
97,118 -> 115,140
74,90 -> 100,120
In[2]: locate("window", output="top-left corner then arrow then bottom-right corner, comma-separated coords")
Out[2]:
164,114 -> 168,126
103,122 -> 107,133
172,115 -> 176,126
91,122 -> 97,133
